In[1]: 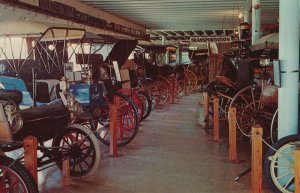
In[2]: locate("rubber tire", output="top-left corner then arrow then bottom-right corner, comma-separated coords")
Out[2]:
157,78 -> 170,105
52,123 -> 101,178
142,80 -> 161,109
0,155 -> 39,193
264,134 -> 300,193
138,90 -> 152,120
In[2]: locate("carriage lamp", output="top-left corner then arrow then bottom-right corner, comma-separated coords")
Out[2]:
4,102 -> 17,123
3,103 -> 23,134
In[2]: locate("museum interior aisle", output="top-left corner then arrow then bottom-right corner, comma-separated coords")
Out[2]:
37,93 -> 271,193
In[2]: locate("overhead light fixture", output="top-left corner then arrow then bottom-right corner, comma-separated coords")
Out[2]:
48,44 -> 55,51
238,13 -> 243,19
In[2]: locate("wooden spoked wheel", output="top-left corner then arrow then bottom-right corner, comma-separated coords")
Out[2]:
0,155 -> 39,193
184,70 -> 198,92
239,100 -> 276,143
177,77 -> 185,95
117,89 -> 144,122
94,93 -> 139,147
229,85 -> 262,140
157,76 -> 171,105
264,134 -> 300,193
197,70 -> 206,86
197,60 -> 208,86
147,82 -> 161,109
168,76 -> 179,96
140,80 -> 161,110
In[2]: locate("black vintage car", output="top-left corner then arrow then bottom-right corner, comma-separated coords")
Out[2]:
0,90 -> 101,180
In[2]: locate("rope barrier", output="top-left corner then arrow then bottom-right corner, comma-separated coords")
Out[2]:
235,117 -> 252,138
203,92 -> 281,153
5,148 -> 26,169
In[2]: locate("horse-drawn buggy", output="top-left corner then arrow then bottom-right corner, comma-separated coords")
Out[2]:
204,33 -> 300,193
204,35 -> 279,145
133,44 -> 175,106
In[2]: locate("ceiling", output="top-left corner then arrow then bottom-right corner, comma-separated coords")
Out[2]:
79,0 -> 279,41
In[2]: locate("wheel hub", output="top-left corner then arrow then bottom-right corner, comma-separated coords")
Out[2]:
70,144 -> 82,158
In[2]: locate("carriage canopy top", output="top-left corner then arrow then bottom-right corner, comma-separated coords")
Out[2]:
100,34 -> 138,67
39,27 -> 86,42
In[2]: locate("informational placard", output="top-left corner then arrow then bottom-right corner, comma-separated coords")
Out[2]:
273,60 -> 281,87
74,71 -> 82,82
64,62 -> 74,82
113,61 -> 121,81
190,36 -> 231,43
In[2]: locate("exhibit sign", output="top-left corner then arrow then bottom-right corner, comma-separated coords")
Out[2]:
190,36 -> 232,43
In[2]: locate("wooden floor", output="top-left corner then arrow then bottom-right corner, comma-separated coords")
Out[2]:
37,92 -> 272,193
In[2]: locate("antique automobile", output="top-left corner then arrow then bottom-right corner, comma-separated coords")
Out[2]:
0,93 -> 101,179
0,28 -> 101,179
0,93 -> 39,193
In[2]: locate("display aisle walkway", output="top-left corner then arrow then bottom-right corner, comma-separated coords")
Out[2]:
39,93 -> 271,193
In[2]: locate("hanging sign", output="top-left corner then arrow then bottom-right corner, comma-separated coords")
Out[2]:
190,36 -> 232,43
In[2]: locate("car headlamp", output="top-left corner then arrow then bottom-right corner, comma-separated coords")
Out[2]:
3,102 -> 23,134
10,113 -> 23,134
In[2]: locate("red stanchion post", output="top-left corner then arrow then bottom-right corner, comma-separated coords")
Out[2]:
251,125 -> 263,193
228,106 -> 237,162
183,75 -> 187,96
169,79 -> 175,104
24,136 -> 38,184
110,101 -> 118,157
62,158 -> 70,186
213,96 -> 220,141
203,92 -> 209,121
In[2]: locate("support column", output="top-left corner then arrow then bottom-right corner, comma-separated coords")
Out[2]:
278,0 -> 299,139
165,49 -> 170,64
161,36 -> 166,45
244,10 -> 250,23
251,0 -> 261,45
176,46 -> 181,65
